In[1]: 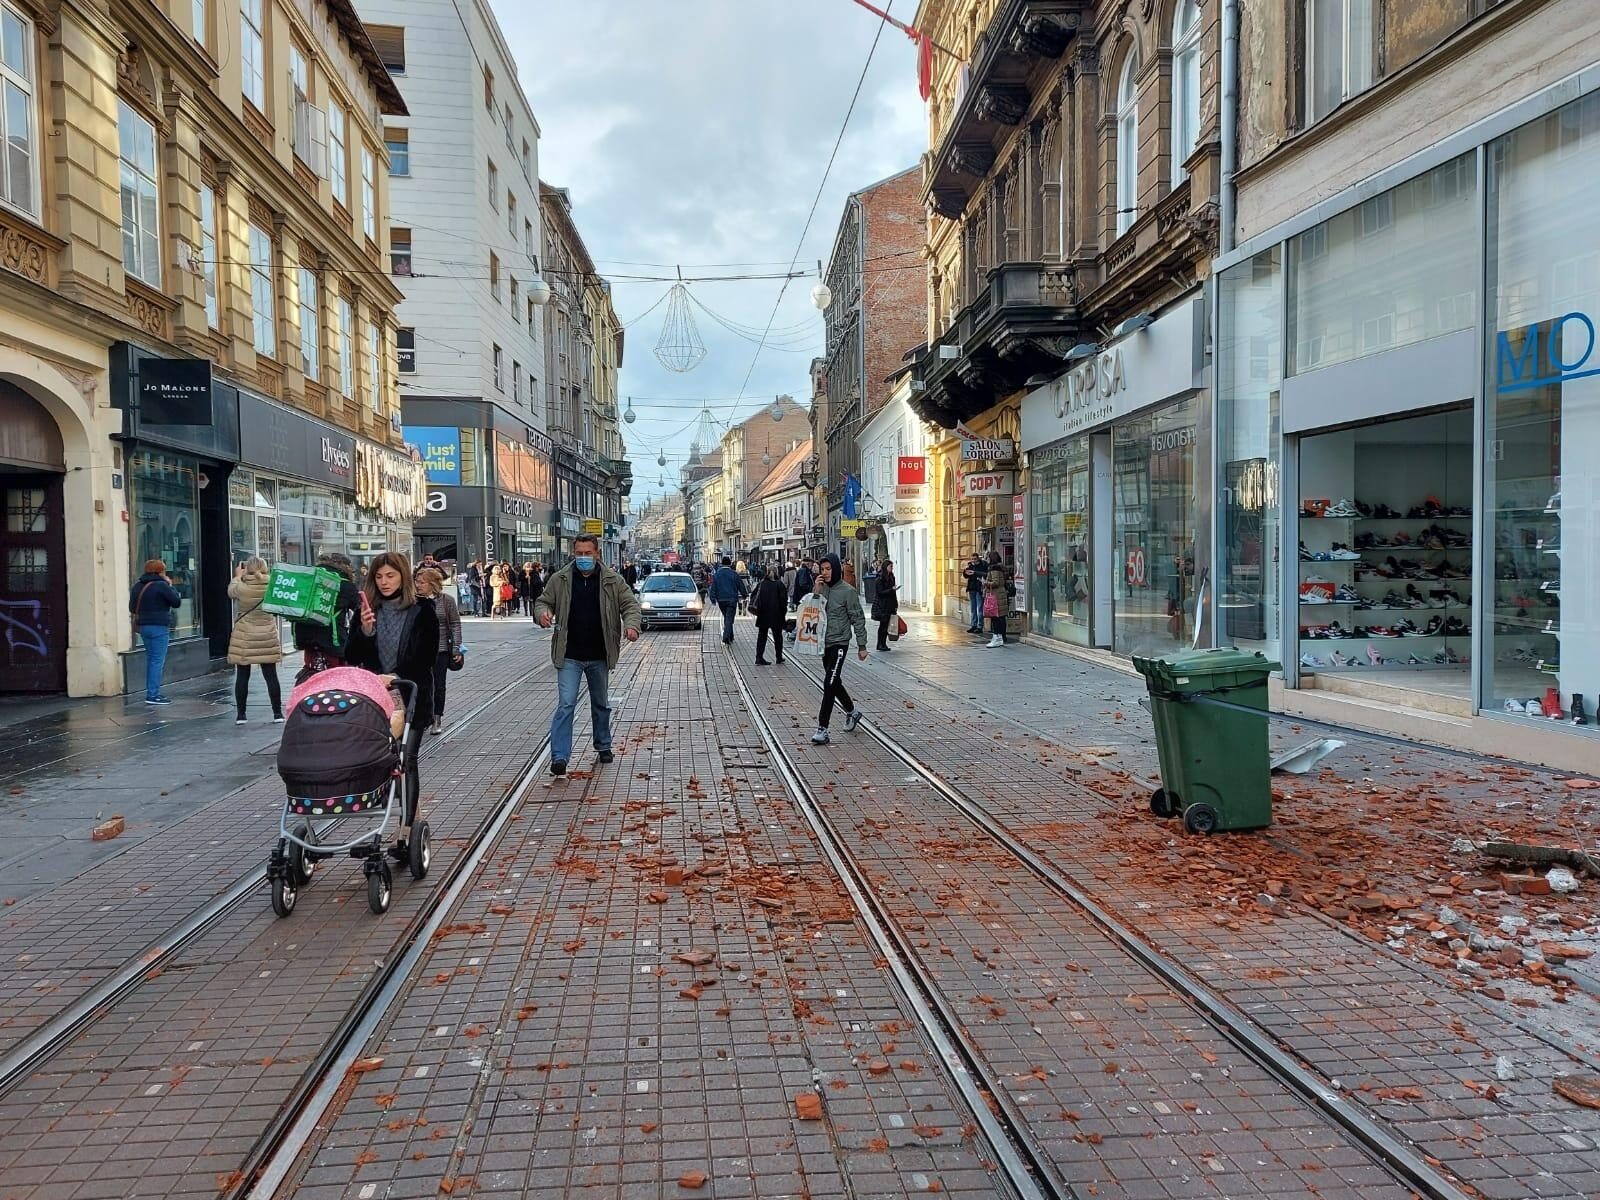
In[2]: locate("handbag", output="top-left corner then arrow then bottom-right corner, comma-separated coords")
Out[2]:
129,581 -> 154,639
890,615 -> 907,641
982,592 -> 1000,618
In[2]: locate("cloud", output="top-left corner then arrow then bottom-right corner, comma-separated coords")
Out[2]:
500,0 -> 927,506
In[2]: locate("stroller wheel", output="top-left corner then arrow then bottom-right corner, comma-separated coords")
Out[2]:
271,876 -> 297,918
289,823 -> 316,886
408,820 -> 431,880
368,864 -> 393,914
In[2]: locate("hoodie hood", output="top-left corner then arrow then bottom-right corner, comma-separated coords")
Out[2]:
821,554 -> 844,585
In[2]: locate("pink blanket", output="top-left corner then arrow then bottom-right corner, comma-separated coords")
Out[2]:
286,666 -> 397,717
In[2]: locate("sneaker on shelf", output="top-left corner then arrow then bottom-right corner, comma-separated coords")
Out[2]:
1298,540 -> 1314,560
1541,688 -> 1564,719
1329,544 -> 1361,561
1299,653 -> 1323,669
1524,698 -> 1543,717
1504,698 -> 1527,714
1354,531 -> 1378,549
1421,616 -> 1444,636
1405,655 -> 1425,666
1372,503 -> 1401,519
1324,498 -> 1360,517
1393,619 -> 1419,636
1571,694 -> 1588,726
1330,650 -> 1351,667
1544,490 -> 1561,513
1334,584 -> 1360,602
1301,498 -> 1330,517
1538,536 -> 1561,553
1366,643 -> 1383,666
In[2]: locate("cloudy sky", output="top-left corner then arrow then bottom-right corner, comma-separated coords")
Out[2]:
499,0 -> 928,508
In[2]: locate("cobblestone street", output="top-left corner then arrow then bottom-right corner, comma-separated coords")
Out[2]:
1,615 -> 1596,1199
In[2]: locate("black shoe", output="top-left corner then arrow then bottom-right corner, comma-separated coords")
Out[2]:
597,750 -> 614,764
755,657 -> 770,665
775,656 -> 784,664
1573,694 -> 1589,726
550,760 -> 567,777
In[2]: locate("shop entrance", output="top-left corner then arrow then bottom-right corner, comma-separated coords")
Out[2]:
0,473 -> 67,692
1295,405 -> 1473,698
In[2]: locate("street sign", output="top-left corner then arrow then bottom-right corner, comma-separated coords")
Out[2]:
958,470 -> 1015,499
960,437 -> 1016,462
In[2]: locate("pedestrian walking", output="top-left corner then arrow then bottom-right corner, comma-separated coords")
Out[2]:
871,558 -> 900,652
533,533 -> 642,777
622,559 -> 639,592
708,555 -> 745,644
293,552 -> 365,684
782,560 -> 797,599
128,558 -> 182,705
809,555 -> 868,745
751,564 -> 789,665
467,560 -> 485,617
345,551 -> 438,820
985,550 -> 1011,648
963,553 -> 987,633
415,568 -> 463,734
790,559 -> 814,609
524,561 -> 546,617
227,556 -> 283,723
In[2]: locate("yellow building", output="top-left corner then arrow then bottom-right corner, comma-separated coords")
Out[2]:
584,277 -> 631,562
0,0 -> 411,695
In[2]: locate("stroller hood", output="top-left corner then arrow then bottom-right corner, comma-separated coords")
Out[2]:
278,686 -> 397,798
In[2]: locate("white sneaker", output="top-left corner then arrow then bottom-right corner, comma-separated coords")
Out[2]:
811,727 -> 830,745
1299,653 -> 1323,668
986,635 -> 1004,647
1325,498 -> 1360,517
844,710 -> 863,733
1524,699 -> 1542,716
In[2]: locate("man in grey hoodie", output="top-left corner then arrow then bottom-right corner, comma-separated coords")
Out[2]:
810,553 -> 869,745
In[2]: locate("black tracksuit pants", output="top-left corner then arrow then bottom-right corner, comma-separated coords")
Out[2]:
818,644 -> 854,727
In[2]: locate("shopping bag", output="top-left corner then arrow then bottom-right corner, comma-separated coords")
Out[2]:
889,615 -> 907,642
262,563 -> 341,625
793,597 -> 826,656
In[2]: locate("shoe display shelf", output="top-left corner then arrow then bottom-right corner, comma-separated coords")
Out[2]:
1491,486 -> 1561,681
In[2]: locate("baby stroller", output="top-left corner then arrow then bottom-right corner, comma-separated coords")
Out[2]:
269,678 -> 430,917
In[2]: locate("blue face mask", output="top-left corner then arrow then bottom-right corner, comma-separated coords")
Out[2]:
574,556 -> 596,573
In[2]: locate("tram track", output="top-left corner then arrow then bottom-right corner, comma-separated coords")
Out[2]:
738,645 -> 1476,1200
0,664 -> 547,1099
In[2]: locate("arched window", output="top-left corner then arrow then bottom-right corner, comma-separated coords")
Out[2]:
1116,53 -> 1140,236
1172,1 -> 1202,186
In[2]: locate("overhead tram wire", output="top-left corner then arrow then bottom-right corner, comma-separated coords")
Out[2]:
730,2 -> 894,409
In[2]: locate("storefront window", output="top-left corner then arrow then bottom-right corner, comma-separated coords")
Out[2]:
1485,92 -> 1600,731
1287,154 -> 1476,376
1112,394 -> 1199,657
130,450 -> 202,637
1218,249 -> 1283,658
1028,438 -> 1091,645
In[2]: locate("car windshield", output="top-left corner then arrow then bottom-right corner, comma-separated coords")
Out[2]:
641,576 -> 695,593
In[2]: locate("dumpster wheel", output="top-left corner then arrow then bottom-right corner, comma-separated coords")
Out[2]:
1149,788 -> 1176,819
1183,803 -> 1219,835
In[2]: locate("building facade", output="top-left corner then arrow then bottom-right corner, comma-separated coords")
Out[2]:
542,183 -> 629,566
820,166 -> 928,563
912,0 -> 1220,656
1209,0 -> 1600,768
0,0 -> 415,696
858,376 -> 932,609
370,0 -> 558,568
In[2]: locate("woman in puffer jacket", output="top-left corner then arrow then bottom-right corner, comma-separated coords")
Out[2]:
228,556 -> 284,723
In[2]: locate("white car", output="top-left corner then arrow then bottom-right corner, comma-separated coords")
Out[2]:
637,572 -> 703,631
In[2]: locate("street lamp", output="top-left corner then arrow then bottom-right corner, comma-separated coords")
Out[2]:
810,283 -> 832,311
771,394 -> 791,422
526,276 -> 553,307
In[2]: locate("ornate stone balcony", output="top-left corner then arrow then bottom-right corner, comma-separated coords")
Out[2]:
923,0 -> 1085,220
909,261 -> 1083,429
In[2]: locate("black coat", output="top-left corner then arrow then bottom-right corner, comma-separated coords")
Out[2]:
750,578 -> 788,628
871,570 -> 899,621
293,578 -> 360,655
519,570 -> 542,600
789,566 -> 814,605
345,597 -> 440,727
128,572 -> 181,625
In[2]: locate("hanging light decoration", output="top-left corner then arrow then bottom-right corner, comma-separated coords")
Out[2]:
653,281 -> 707,373
762,449 -> 772,466
526,276 -> 553,307
658,474 -> 665,486
770,393 -> 792,422
810,282 -> 832,311
623,397 -> 637,424
657,449 -> 667,467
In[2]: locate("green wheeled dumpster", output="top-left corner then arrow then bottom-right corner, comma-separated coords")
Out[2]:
1131,648 -> 1280,835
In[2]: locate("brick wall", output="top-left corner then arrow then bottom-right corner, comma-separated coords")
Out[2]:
859,168 -> 927,421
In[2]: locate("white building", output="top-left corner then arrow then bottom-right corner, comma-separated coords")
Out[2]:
858,377 -> 931,609
750,440 -> 812,567
362,0 -> 552,563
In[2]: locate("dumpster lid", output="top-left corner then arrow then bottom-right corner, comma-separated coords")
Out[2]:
1136,647 -> 1281,679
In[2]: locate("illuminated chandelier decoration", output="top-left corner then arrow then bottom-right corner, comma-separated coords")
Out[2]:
653,282 -> 707,373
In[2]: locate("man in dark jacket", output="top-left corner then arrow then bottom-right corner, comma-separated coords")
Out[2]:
128,559 -> 182,703
963,553 -> 987,633
621,559 -> 639,591
871,558 -> 899,651
750,565 -> 789,665
293,552 -> 363,684
708,556 -> 745,644
790,559 -> 815,609
534,534 -> 643,776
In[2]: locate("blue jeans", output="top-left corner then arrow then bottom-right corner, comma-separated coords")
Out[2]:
968,591 -> 982,629
138,624 -> 171,699
718,600 -> 736,641
549,659 -> 611,764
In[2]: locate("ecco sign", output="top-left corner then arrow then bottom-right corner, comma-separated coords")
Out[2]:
1056,346 -> 1127,432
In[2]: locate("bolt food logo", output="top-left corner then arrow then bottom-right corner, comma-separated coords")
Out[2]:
1497,311 -> 1597,394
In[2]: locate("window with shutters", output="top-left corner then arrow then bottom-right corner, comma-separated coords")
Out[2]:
360,146 -> 375,241
329,103 -> 347,205
338,296 -> 354,397
385,127 -> 408,176
390,227 -> 411,276
290,44 -> 312,166
366,23 -> 405,74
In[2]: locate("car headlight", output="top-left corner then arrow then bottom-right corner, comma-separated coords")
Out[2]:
640,601 -> 655,611
685,599 -> 702,611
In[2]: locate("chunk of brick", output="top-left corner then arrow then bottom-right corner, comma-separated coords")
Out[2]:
1501,874 -> 1552,896
91,816 -> 125,842
794,1091 -> 823,1121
